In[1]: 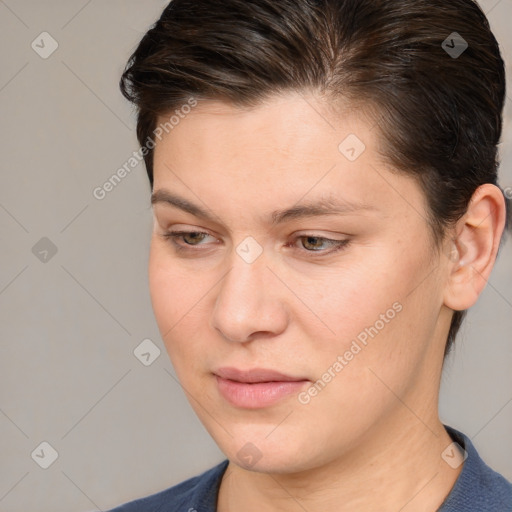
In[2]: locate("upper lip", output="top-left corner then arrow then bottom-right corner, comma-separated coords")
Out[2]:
214,367 -> 309,383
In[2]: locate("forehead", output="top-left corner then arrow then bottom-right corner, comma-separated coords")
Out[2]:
153,93 -> 369,179
154,92 -> 370,161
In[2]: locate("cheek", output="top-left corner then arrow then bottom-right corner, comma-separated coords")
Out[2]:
303,241 -> 438,370
148,240 -> 223,380
148,243 -> 199,349
296,258 -> 403,344
290,255 -> 438,434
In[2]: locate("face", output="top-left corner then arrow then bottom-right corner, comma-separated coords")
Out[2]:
149,92 -> 452,474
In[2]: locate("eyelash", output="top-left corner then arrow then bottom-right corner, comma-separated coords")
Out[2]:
159,230 -> 350,256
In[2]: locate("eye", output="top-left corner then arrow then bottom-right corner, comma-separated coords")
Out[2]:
292,235 -> 350,254
159,230 -> 216,250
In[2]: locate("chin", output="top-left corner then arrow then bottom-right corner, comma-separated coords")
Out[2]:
213,427 -> 327,475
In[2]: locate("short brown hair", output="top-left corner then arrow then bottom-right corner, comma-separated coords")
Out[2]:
120,0 -> 509,356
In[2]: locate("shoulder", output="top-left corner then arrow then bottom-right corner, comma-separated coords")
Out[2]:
439,425 -> 512,512
104,459 -> 229,512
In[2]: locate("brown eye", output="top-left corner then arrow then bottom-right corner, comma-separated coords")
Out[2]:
180,232 -> 209,245
160,230 -> 214,250
297,236 -> 349,253
300,236 -> 329,251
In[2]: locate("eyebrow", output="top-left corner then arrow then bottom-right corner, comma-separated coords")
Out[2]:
150,189 -> 378,226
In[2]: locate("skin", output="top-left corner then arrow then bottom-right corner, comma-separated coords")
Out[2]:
148,91 -> 506,512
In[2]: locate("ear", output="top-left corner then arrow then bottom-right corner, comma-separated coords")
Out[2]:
443,184 -> 507,311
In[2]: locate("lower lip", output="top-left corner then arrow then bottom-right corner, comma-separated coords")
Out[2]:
215,376 -> 309,409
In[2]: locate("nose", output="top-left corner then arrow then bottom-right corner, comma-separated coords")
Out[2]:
210,246 -> 289,343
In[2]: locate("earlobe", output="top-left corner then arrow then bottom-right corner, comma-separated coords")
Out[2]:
443,184 -> 507,312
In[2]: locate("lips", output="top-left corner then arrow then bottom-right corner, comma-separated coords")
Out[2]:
215,367 -> 308,383
214,367 -> 310,408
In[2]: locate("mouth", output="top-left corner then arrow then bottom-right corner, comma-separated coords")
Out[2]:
214,367 -> 310,409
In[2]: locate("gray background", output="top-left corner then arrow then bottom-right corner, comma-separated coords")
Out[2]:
0,1 -> 511,511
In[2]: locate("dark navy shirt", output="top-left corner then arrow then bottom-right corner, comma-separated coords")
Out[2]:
105,426 -> 512,511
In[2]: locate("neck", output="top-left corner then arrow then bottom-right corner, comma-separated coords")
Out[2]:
217,410 -> 462,512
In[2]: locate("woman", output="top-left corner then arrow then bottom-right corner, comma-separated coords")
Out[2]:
106,0 -> 512,510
